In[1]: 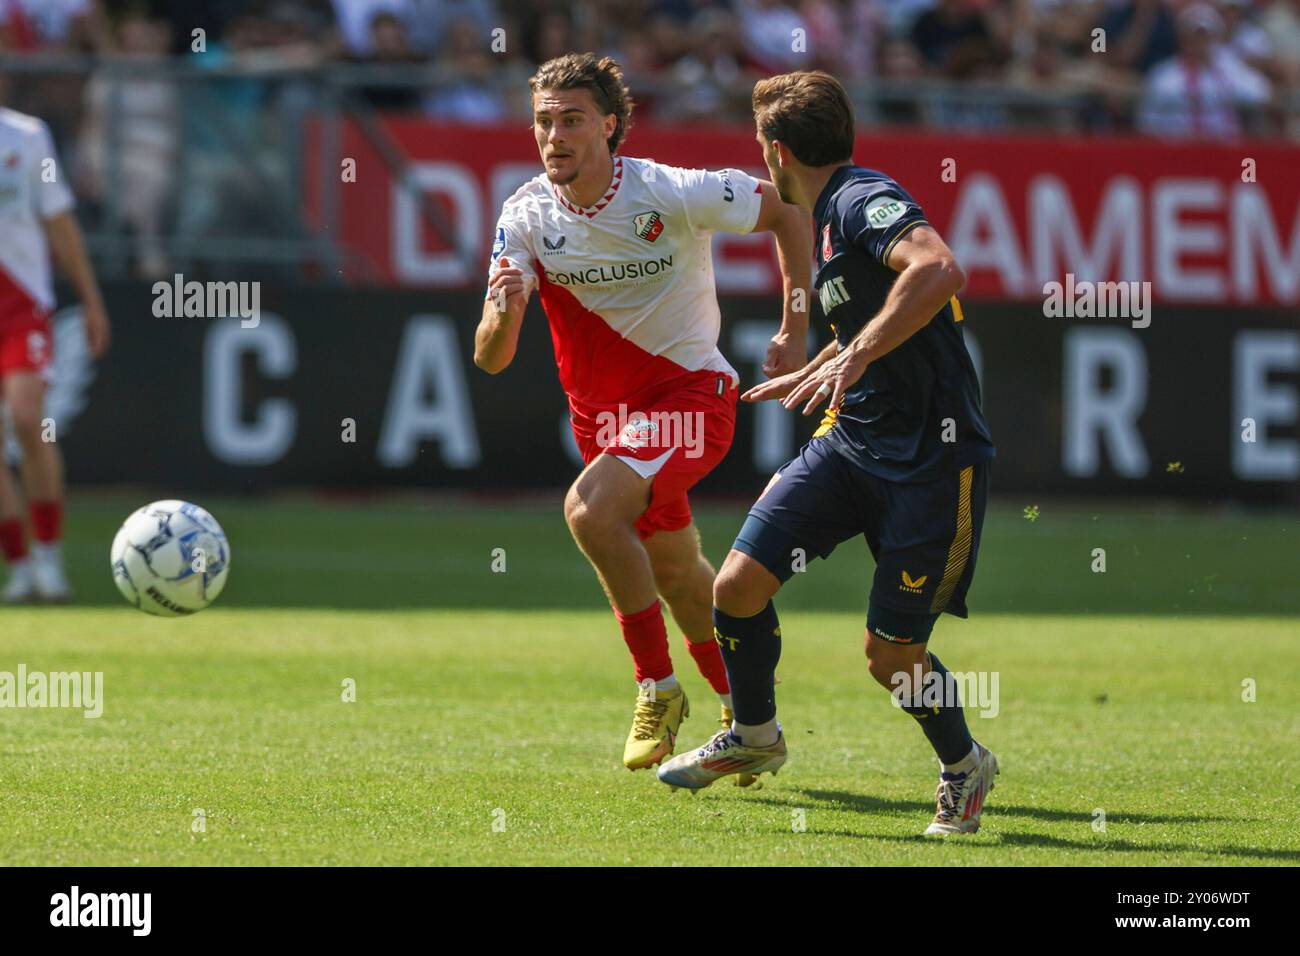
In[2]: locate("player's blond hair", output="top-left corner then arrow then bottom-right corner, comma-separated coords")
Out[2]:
752,71 -> 855,168
529,53 -> 634,155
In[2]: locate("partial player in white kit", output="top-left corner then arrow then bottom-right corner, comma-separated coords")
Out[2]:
0,106 -> 110,603
474,53 -> 812,772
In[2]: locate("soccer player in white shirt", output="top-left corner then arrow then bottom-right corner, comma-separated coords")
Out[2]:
0,107 -> 110,603
475,54 -> 812,772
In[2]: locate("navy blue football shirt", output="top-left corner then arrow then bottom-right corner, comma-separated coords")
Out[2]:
811,165 -> 995,482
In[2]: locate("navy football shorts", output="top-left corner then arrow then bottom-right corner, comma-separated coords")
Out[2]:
733,436 -> 990,645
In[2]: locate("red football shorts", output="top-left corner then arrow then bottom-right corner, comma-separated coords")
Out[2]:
0,308 -> 54,380
571,372 -> 739,540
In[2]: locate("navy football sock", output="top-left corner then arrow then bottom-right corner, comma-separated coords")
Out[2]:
712,601 -> 782,726
896,651 -> 974,766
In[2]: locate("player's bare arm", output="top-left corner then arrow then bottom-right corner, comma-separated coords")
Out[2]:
474,257 -> 533,374
41,210 -> 110,358
749,181 -> 813,378
784,225 -> 965,415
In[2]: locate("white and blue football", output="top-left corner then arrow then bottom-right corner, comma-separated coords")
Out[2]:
110,500 -> 230,616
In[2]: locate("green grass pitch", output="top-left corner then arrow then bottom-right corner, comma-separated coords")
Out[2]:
1,494 -> 1297,865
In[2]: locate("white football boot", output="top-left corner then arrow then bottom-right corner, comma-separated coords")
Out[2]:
924,741 -> 999,835
719,705 -> 759,788
657,727 -> 787,792
2,559 -> 35,604
31,543 -> 72,603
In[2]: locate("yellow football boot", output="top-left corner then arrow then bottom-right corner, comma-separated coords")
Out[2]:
720,705 -> 759,788
623,684 -> 689,770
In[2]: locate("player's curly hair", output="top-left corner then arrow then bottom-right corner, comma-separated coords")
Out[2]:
752,71 -> 855,168
529,53 -> 634,155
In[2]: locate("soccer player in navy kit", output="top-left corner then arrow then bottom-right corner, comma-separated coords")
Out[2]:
659,71 -> 1000,835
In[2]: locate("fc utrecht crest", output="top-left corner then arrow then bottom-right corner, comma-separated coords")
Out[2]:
821,224 -> 833,263
634,210 -> 665,242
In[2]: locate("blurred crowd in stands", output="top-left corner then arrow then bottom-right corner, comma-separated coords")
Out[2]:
1,0 -> 1296,277
2,0 -> 1298,130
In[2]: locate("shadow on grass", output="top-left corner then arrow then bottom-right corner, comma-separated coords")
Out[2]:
747,788 -> 1239,826
740,787 -> 1298,861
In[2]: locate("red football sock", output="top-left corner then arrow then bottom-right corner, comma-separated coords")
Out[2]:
685,635 -> 731,695
30,500 -> 62,544
616,600 -> 674,683
0,518 -> 27,562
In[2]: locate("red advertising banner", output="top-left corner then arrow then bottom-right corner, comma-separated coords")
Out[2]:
306,120 -> 1300,306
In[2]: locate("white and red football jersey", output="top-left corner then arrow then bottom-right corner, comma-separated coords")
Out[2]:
487,155 -> 763,416
0,107 -> 74,322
